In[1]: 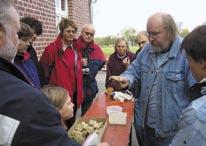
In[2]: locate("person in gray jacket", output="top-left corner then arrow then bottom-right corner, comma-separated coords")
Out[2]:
170,25 -> 206,146
109,12 -> 195,146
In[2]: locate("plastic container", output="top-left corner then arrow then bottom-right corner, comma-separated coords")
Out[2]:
106,105 -> 123,115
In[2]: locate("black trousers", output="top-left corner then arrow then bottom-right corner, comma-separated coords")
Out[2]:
135,126 -> 144,146
81,92 -> 96,116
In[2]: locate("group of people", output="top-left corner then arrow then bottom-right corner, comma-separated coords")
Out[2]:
109,12 -> 206,146
39,18 -> 106,128
1,0 -> 206,146
0,0 -> 107,146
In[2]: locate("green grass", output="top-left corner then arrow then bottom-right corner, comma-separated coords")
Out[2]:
102,46 -> 139,57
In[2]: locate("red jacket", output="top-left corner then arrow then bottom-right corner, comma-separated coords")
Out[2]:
76,36 -> 106,61
40,35 -> 84,108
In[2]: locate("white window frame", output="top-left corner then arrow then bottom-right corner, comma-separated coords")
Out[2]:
55,0 -> 68,33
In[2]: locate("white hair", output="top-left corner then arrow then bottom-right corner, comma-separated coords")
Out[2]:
82,24 -> 96,33
0,0 -> 18,61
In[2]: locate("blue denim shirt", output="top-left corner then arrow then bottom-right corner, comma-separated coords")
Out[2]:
170,95 -> 206,146
122,36 -> 195,137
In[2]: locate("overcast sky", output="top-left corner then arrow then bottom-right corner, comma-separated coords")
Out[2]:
92,0 -> 206,37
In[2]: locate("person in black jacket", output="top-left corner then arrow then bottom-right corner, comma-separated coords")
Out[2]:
0,1 -> 108,146
20,16 -> 45,86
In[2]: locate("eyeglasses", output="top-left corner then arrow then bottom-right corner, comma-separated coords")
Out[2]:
147,31 -> 162,38
147,28 -> 165,38
84,31 -> 94,37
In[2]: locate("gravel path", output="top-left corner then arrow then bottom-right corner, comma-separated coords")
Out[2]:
96,70 -> 106,95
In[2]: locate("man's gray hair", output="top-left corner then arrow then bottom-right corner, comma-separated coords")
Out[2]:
0,0 -> 17,61
0,0 -> 13,27
162,13 -> 177,41
82,24 -> 96,33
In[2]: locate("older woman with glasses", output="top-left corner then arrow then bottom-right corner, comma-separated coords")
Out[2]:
76,24 -> 106,116
109,12 -> 196,146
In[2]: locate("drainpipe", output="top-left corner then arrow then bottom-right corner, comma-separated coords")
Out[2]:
89,0 -> 97,24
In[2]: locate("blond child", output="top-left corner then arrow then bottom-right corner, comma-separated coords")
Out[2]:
42,86 -> 74,129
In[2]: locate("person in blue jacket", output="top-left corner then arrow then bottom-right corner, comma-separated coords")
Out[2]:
170,25 -> 206,146
20,16 -> 45,86
14,22 -> 41,89
109,12 -> 196,146
0,1 -> 108,146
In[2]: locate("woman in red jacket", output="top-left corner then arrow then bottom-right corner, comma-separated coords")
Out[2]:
40,18 -> 83,129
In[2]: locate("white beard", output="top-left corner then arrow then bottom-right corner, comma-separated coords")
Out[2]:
153,40 -> 171,53
0,31 -> 17,62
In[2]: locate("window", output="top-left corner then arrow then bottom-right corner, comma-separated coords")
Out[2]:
55,0 -> 68,33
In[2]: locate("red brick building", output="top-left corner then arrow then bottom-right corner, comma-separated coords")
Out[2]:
14,0 -> 92,58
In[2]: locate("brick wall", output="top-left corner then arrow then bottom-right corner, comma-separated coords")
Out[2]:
14,0 -> 91,58
68,0 -> 91,34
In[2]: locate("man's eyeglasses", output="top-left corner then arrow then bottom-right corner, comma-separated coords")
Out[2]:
147,31 -> 162,38
84,31 -> 94,37
147,28 -> 165,38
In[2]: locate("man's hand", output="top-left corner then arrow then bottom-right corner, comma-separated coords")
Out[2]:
109,76 -> 129,90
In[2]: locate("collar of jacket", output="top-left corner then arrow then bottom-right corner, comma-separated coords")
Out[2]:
198,78 -> 206,95
16,52 -> 31,62
115,52 -> 127,60
189,81 -> 206,101
79,36 -> 94,49
56,35 -> 78,57
0,57 -> 31,85
148,36 -> 182,59
115,51 -> 129,61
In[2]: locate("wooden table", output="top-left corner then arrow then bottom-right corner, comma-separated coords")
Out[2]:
84,93 -> 135,146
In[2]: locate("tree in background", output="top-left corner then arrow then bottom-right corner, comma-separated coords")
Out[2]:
179,28 -> 190,38
95,25 -> 190,47
176,21 -> 190,38
95,27 -> 138,47
120,27 -> 137,46
95,35 -> 117,47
